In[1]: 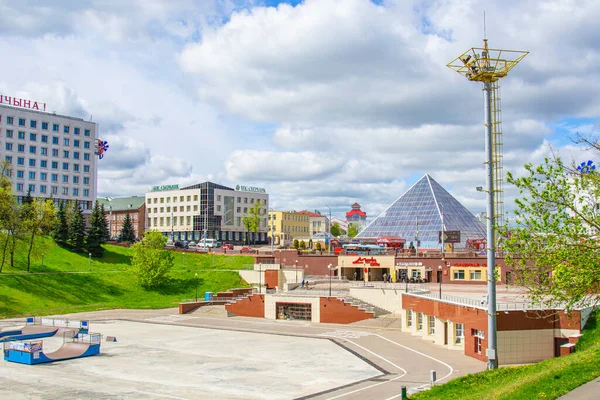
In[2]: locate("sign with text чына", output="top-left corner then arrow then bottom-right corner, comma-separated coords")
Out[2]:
150,184 -> 179,192
438,230 -> 461,243
0,95 -> 47,111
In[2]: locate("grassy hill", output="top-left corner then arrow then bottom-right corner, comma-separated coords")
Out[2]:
0,237 -> 254,318
412,311 -> 600,399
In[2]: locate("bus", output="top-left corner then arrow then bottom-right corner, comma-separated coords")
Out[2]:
342,244 -> 388,255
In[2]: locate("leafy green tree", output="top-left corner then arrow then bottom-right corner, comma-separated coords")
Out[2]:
347,223 -> 360,238
22,199 -> 57,271
0,161 -> 20,272
53,201 -> 69,245
499,156 -> 600,310
293,238 -> 299,249
87,201 -> 105,257
330,222 -> 341,237
300,240 -> 306,249
100,204 -> 110,242
69,202 -> 86,252
316,242 -> 322,251
242,200 -> 264,245
119,213 -> 136,243
131,231 -> 174,288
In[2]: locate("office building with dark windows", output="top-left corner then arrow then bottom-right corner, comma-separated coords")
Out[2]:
0,101 -> 98,211
145,182 -> 269,243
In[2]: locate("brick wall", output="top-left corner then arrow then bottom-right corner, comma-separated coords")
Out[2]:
265,270 -> 278,289
226,294 -> 265,318
319,297 -> 374,324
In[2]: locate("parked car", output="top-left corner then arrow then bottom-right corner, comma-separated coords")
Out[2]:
188,241 -> 197,247
240,246 -> 255,253
174,241 -> 188,249
222,243 -> 234,250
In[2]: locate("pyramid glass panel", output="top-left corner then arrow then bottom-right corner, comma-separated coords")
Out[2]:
356,175 -> 486,249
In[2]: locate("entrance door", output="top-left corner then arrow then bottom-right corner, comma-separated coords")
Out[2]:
426,270 -> 433,282
444,322 -> 449,345
506,271 -> 512,285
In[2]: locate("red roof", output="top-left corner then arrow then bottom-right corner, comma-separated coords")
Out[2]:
297,210 -> 322,217
346,209 -> 367,218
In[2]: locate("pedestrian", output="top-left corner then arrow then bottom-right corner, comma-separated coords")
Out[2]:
305,280 -> 309,289
301,279 -> 305,288
354,271 -> 357,281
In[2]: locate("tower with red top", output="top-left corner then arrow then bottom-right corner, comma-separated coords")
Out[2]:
345,202 -> 367,228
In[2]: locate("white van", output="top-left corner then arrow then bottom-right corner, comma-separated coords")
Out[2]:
197,238 -> 219,249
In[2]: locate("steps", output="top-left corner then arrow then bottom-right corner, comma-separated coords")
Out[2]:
341,297 -> 390,318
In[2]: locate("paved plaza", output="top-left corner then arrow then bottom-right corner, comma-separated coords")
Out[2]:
0,308 -> 485,399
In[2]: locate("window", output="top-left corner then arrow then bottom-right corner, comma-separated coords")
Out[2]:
63,150 -> 69,158
186,196 -> 191,201
52,149 -> 59,157
455,323 -> 464,344
28,184 -> 35,192
74,127 -> 80,135
428,316 -> 435,335
42,122 -> 48,130
40,172 -> 47,180
73,176 -> 79,184
470,270 -> 482,280
41,147 -> 47,155
41,160 -> 47,168
51,186 -> 57,195
41,135 -> 48,143
52,136 -> 59,144
237,207 -> 241,213
5,143 -> 12,151
5,129 -> 13,138
186,206 -> 191,212
84,141 -> 90,149
30,120 -> 37,129
16,183 -> 23,192
193,195 -> 198,201
453,270 -> 465,280
40,185 -> 46,193
29,133 -> 37,141
51,161 -> 58,169
179,196 -> 184,201
18,131 -> 25,139
73,188 -> 79,196
18,118 -> 25,126
16,170 -> 24,178
73,164 -> 79,172
5,156 -> 12,163
28,171 -> 35,179
473,329 -> 484,355
62,162 -> 69,170
83,165 -> 89,173
62,175 -> 69,183
29,146 -> 36,154
84,153 -> 90,160
84,129 -> 90,136
62,187 -> 68,195
417,313 -> 423,331
74,139 -> 80,147
406,310 -> 413,327
51,174 -> 58,182
6,116 -> 13,125
83,189 -> 89,197
63,126 -> 70,133
52,124 -> 59,132
29,159 -> 35,167
17,157 -> 24,165
63,138 -> 69,146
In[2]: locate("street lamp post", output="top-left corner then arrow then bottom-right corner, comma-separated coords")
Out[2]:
195,273 -> 198,302
258,263 -> 262,294
363,261 -> 366,286
294,260 -> 298,283
325,204 -> 332,254
438,265 -> 443,299
88,253 -> 91,271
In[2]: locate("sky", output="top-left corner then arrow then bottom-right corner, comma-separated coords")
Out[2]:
1,0 -> 599,222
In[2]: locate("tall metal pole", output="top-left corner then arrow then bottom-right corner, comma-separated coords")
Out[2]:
415,216 -> 419,256
440,204 -> 445,259
109,205 -> 112,240
484,80 -> 498,370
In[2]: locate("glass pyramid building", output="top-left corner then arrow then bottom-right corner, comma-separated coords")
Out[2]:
356,174 -> 486,249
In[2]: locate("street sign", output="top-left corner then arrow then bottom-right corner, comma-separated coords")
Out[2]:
438,230 -> 461,243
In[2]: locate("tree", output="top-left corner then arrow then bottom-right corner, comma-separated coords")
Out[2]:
347,223 -> 360,238
69,202 -> 86,252
22,199 -> 57,272
120,213 -> 136,243
316,242 -> 322,251
330,222 -> 341,237
293,238 -> 299,249
100,204 -> 110,242
53,201 -> 69,245
0,161 -> 20,272
299,240 -> 306,249
131,231 -> 174,288
87,201 -> 105,257
242,200 -> 263,245
498,155 -> 600,310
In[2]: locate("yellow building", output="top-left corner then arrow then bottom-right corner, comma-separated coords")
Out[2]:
268,211 -> 310,245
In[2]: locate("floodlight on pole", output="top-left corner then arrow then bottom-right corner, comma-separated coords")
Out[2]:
448,37 -> 527,371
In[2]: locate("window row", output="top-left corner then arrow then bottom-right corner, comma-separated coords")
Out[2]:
15,183 -> 89,197
11,170 -> 90,184
1,116 -> 91,136
148,195 -> 199,204
148,205 -> 199,214
2,131 -> 91,147
4,143 -> 91,159
4,156 -> 91,172
406,311 -> 464,344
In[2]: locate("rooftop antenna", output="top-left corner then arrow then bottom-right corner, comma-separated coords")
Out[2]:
484,11 -> 487,39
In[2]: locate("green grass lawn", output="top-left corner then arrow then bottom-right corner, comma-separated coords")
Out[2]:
412,311 -> 600,400
0,237 -> 253,318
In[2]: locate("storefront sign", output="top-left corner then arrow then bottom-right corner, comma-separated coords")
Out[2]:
235,185 -> 266,193
452,262 -> 487,267
0,95 -> 47,111
150,184 -> 179,192
396,262 -> 423,267
352,257 -> 380,266
439,230 -> 461,243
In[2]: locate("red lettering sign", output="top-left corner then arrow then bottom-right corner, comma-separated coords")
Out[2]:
452,263 -> 488,267
352,257 -> 380,266
0,95 -> 46,111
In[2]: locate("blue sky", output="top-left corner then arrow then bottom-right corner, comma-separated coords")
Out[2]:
0,0 -> 599,221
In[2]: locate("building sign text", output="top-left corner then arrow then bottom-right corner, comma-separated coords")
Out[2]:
235,185 -> 266,193
0,95 -> 47,111
150,184 -> 179,192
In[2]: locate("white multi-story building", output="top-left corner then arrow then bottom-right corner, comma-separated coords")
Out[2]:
0,101 -> 98,210
145,182 -> 269,243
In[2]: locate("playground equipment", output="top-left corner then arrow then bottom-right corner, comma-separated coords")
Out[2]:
3,332 -> 101,365
0,317 -> 89,342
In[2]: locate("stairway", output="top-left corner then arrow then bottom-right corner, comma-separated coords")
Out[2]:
340,296 -> 390,318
